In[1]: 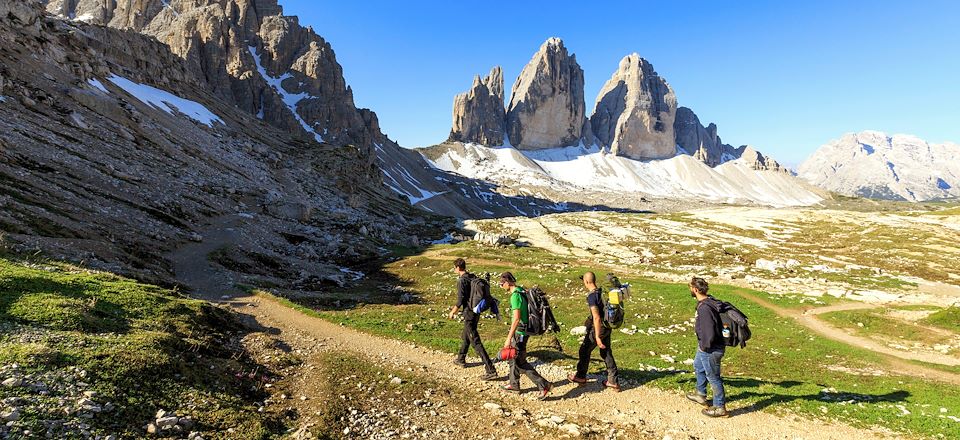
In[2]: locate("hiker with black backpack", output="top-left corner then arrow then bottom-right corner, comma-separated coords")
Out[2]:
448,258 -> 498,381
498,272 -> 552,400
568,272 -> 620,392
686,277 -> 730,417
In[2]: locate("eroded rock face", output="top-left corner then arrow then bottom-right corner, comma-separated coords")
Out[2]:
1,2 -> 439,290
591,54 -> 676,160
45,0 -> 384,178
449,66 -> 505,146
506,38 -> 586,149
740,146 -> 786,172
675,106 -> 746,166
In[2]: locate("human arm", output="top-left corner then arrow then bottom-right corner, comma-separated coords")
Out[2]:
449,276 -> 469,319
590,305 -> 606,349
504,308 -> 520,348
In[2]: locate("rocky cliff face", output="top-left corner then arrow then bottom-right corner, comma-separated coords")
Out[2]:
674,106 -> 749,167
1,1 -> 450,291
445,39 -> 786,170
42,0 -> 550,219
591,54 -> 677,160
798,131 -> 960,201
46,0 -> 385,177
505,38 -> 586,149
448,66 -> 505,145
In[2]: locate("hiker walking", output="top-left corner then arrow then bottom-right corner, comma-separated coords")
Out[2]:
447,258 -> 498,381
686,277 -> 728,417
498,272 -> 551,399
568,272 -> 620,392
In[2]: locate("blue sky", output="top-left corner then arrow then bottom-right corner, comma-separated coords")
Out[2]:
280,0 -> 959,167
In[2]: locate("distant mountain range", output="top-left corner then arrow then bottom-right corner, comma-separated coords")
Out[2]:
799,131 -> 960,201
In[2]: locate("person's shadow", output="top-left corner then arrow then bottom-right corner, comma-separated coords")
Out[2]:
722,377 -> 910,417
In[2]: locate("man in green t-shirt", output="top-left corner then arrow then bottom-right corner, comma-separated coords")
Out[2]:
499,272 -> 551,400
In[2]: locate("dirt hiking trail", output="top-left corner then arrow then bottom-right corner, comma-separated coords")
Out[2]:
737,291 -> 960,385
171,221 -> 902,439
225,294 -> 898,440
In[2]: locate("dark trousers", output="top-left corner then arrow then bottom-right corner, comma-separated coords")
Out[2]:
508,334 -> 549,390
574,324 -> 618,385
457,315 -> 495,374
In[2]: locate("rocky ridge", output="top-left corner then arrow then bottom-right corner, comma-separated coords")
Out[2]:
798,130 -> 960,201
0,0 -> 442,289
42,0 -> 596,219
674,106 -> 744,166
446,37 -> 785,172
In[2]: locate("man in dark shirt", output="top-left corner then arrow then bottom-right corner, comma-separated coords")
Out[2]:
686,277 -> 728,417
447,258 -> 497,380
568,272 -> 619,391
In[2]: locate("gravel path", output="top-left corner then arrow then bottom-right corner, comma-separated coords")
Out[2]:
228,294 -> 900,440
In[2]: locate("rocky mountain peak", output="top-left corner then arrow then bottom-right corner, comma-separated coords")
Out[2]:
590,53 -> 677,160
739,146 -> 786,172
505,37 -> 586,149
43,0 -> 392,179
448,66 -> 506,146
798,130 -> 960,201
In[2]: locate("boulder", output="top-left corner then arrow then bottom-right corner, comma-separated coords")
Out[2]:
506,38 -> 586,149
591,53 -> 677,160
449,66 -> 506,146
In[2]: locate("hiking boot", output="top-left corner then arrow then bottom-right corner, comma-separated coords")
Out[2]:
601,379 -> 621,393
567,373 -> 588,385
480,371 -> 499,381
537,383 -> 552,401
501,383 -> 521,393
702,405 -> 729,418
453,358 -> 467,368
686,393 -> 709,407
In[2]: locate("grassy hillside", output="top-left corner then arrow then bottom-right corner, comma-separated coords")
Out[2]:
285,242 -> 960,439
0,257 -> 281,439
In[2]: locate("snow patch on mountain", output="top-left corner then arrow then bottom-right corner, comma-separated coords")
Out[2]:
105,75 -> 222,127
424,142 -> 823,207
798,131 -> 960,201
248,46 -> 323,142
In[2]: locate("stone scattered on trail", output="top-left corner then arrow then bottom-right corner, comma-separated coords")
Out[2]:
536,418 -> 558,428
390,376 -> 404,385
570,326 -> 587,336
156,415 -> 180,428
482,402 -> 502,413
1,377 -> 23,388
1,409 -> 20,422
559,423 -> 583,436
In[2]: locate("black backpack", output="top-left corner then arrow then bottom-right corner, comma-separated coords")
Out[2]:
717,301 -> 751,348
522,286 -> 559,335
468,273 -> 499,317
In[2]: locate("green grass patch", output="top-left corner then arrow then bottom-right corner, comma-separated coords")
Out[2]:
0,257 -> 282,439
284,242 -> 960,439
926,207 -> 960,216
820,309 -> 954,348
922,306 -> 960,333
